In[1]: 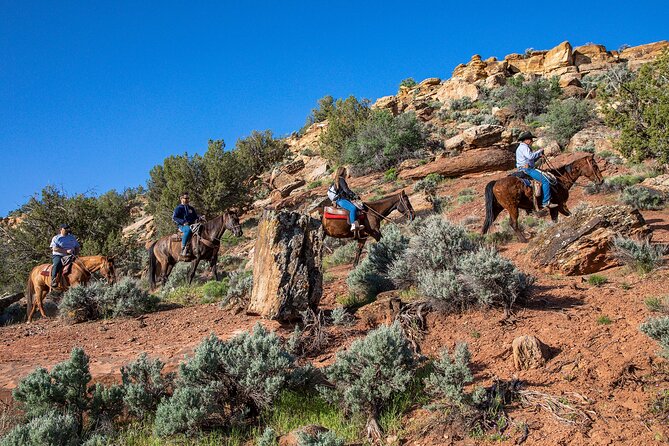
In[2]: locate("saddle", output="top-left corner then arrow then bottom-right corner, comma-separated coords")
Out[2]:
39,255 -> 76,277
323,206 -> 366,222
509,170 -> 558,211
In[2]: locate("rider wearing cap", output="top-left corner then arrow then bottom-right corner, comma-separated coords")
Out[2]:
172,192 -> 199,257
516,131 -> 557,209
50,224 -> 81,289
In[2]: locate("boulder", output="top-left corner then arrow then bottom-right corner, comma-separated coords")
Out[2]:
620,40 -> 669,70
462,124 -> 504,148
573,44 -> 614,68
512,335 -> 548,370
641,174 -> 669,196
271,171 -> 306,197
484,73 -> 507,89
247,210 -> 323,322
122,214 -> 156,245
484,59 -> 509,76
535,137 -> 561,156
567,125 -> 619,153
560,85 -> 586,98
374,95 -> 398,114
543,41 -> 574,74
559,72 -> 582,88
452,55 -> 488,83
434,79 -> 480,103
0,292 -> 23,313
303,156 -> 329,182
282,159 -> 305,175
419,77 -> 441,87
443,133 -> 465,152
399,147 -> 514,180
526,205 -> 652,275
492,106 -> 514,126
505,52 -> 545,75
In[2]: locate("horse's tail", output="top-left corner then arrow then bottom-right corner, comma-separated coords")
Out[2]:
148,241 -> 158,289
482,180 -> 498,235
26,272 -> 35,320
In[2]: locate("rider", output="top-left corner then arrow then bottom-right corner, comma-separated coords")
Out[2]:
328,167 -> 363,231
516,131 -> 557,209
50,224 -> 80,290
172,192 -> 199,257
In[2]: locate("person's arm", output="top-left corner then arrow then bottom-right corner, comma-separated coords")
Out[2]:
50,237 -> 68,255
531,147 -> 544,160
71,238 -> 81,255
189,206 -> 199,223
173,206 -> 186,225
338,177 -> 356,199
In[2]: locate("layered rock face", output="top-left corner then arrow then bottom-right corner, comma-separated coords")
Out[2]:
247,210 -> 324,322
526,205 -> 652,275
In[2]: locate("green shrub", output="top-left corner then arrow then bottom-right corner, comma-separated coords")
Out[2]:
330,307 -> 353,326
344,110 -> 428,175
413,173 -> 444,196
587,274 -> 608,287
60,279 -> 157,322
620,185 -> 666,210
491,75 -> 561,120
257,427 -> 278,446
221,270 -> 253,307
457,188 -> 476,204
320,324 -> 416,440
424,343 -> 482,407
323,242 -> 357,269
640,316 -> 669,355
645,296 -> 669,313
154,325 -> 297,436
235,130 -> 288,177
347,225 -> 409,299
162,262 -> 205,290
602,50 -> 669,162
383,168 -> 398,182
318,96 -> 371,163
543,98 -> 595,147
586,174 -> 645,194
307,180 -> 323,190
0,411 -> 80,446
201,279 -> 230,303
389,216 -> 532,313
613,237 -> 665,274
121,353 -> 173,418
449,97 -> 474,111
596,315 -> 612,325
60,282 -> 107,322
302,96 -> 335,133
298,430 -> 345,446
399,78 -> 417,90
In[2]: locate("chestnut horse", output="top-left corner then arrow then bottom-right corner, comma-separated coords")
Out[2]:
147,212 -> 242,289
26,255 -> 116,322
322,190 -> 415,266
481,153 -> 604,242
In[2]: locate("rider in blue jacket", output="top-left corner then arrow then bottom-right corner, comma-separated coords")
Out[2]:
172,192 -> 199,256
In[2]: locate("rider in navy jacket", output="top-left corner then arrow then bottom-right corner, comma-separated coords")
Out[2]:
173,193 -> 199,256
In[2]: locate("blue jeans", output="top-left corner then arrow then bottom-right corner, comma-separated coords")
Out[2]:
335,199 -> 357,225
51,255 -> 63,283
519,168 -> 551,206
179,225 -> 192,248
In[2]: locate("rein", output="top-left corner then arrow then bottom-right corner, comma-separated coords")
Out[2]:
542,155 -> 593,188
364,193 -> 412,222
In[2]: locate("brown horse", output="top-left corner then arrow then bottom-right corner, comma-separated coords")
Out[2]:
26,255 -> 116,323
482,153 -> 604,242
147,211 -> 242,289
322,190 -> 415,266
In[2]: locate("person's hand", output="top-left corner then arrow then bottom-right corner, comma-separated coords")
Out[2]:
66,249 -> 73,254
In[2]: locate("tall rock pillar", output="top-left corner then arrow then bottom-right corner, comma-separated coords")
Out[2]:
247,210 -> 324,322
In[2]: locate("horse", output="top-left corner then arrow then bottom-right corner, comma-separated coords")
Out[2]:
322,190 -> 415,266
147,211 -> 242,289
481,153 -> 604,242
26,255 -> 116,323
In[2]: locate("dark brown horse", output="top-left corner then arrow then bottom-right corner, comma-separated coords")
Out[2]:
322,190 -> 415,266
482,153 -> 604,242
147,212 -> 242,289
26,255 -> 116,322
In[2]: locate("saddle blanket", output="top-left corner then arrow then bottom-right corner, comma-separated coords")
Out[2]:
323,206 -> 365,221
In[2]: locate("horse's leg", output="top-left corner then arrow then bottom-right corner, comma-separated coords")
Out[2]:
353,239 -> 366,266
37,289 -> 47,318
550,207 -> 559,223
210,254 -> 219,281
188,258 -> 201,284
509,206 -> 527,243
27,287 -> 37,323
163,262 -> 174,284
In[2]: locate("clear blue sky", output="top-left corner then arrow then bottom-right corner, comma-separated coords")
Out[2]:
1,0 -> 667,216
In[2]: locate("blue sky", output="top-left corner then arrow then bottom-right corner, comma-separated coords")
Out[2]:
1,0 -> 667,216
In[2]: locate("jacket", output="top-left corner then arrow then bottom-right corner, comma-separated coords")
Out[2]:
173,204 -> 199,225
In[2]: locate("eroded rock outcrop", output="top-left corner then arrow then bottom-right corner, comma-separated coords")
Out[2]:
399,147 -> 515,180
247,210 -> 323,321
526,205 -> 651,275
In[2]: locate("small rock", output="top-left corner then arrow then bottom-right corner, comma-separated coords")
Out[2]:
513,335 -> 548,370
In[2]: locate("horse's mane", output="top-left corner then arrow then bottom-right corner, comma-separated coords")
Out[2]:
546,153 -> 593,176
366,190 -> 404,206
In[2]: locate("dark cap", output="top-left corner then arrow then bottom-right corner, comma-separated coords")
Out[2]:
518,131 -> 536,141
59,224 -> 71,230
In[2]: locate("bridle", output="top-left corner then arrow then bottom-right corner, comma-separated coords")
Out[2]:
365,192 -> 414,222
542,155 -> 601,188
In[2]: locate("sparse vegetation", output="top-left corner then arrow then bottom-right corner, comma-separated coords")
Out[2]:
323,242 -> 357,269
640,317 -> 669,356
399,78 -> 417,90
489,75 -> 561,120
620,185 -> 666,210
596,315 -> 612,325
588,274 -> 608,287
613,237 -> 665,274
543,98 -> 595,148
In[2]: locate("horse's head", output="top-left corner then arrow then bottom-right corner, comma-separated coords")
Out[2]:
226,211 -> 243,237
397,190 -> 415,222
581,154 -> 604,185
101,256 -> 116,284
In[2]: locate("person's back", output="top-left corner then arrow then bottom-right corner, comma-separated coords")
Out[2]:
329,167 -> 362,231
514,132 -> 556,209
